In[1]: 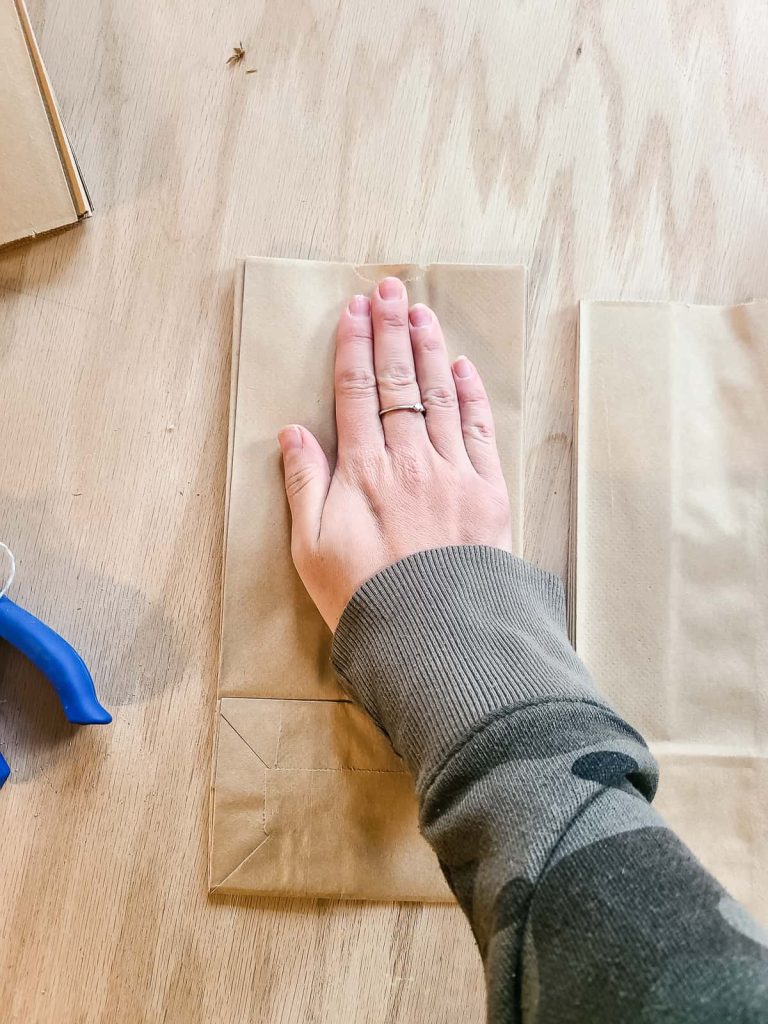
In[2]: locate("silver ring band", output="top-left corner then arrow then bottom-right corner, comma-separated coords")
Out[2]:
379,402 -> 426,418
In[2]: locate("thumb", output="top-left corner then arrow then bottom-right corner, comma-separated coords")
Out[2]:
278,425 -> 330,547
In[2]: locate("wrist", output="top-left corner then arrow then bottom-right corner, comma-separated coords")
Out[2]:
331,545 -> 604,786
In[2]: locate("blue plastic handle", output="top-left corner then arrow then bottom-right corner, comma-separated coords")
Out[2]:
0,595 -> 111,786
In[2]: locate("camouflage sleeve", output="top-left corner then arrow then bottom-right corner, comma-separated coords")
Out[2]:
332,546 -> 768,1023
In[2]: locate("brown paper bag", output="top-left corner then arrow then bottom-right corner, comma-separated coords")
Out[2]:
575,300 -> 768,922
210,257 -> 526,900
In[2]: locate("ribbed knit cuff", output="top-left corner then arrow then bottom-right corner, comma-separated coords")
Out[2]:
332,546 -> 605,786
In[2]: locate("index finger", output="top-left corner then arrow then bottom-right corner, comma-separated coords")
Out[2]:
334,295 -> 383,452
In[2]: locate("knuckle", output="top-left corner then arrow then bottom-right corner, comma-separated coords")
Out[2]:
340,324 -> 373,345
460,389 -> 488,408
337,366 -> 378,399
423,385 -> 457,409
463,420 -> 495,443
378,308 -> 408,330
413,329 -> 443,353
379,363 -> 417,391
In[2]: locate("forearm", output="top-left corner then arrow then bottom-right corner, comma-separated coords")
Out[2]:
332,546 -> 768,1023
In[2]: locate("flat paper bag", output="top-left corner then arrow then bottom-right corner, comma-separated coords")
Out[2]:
575,300 -> 768,922
210,257 -> 526,900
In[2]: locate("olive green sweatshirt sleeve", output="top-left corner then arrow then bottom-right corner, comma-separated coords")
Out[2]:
332,546 -> 768,1024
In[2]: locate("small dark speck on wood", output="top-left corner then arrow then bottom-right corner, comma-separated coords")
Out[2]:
246,68 -> 258,74
576,44 -> 582,57
227,42 -> 245,66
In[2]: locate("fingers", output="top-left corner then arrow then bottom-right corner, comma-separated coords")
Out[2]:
335,295 -> 383,452
408,304 -> 464,461
371,278 -> 427,446
452,356 -> 504,480
335,282 -> 501,483
278,425 -> 331,549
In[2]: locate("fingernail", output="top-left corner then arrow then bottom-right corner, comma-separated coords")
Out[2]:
453,356 -> 473,379
278,426 -> 303,452
409,304 -> 432,327
348,294 -> 370,317
378,276 -> 403,300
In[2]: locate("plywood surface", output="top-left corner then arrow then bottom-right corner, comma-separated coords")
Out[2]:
0,2 -> 766,1021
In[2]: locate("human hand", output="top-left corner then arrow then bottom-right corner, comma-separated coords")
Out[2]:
278,276 -> 512,631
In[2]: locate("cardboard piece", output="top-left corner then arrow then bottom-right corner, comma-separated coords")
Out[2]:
0,0 -> 92,251
210,257 -> 526,900
574,300 -> 768,922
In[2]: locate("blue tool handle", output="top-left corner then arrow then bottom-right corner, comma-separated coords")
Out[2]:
0,596 -> 111,723
0,596 -> 111,786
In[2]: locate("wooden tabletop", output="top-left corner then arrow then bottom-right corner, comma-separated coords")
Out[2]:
1,2 -> 766,1021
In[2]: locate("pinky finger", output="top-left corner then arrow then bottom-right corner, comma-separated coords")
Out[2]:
452,356 -> 504,480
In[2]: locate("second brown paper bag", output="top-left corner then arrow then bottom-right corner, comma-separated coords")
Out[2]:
575,300 -> 768,923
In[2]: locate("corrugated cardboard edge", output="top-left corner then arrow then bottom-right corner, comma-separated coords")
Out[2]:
0,218 -> 80,254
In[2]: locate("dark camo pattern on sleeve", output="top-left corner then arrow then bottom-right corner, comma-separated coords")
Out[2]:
333,547 -> 768,1023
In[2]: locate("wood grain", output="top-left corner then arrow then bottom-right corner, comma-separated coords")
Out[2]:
0,1 -> 766,1021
